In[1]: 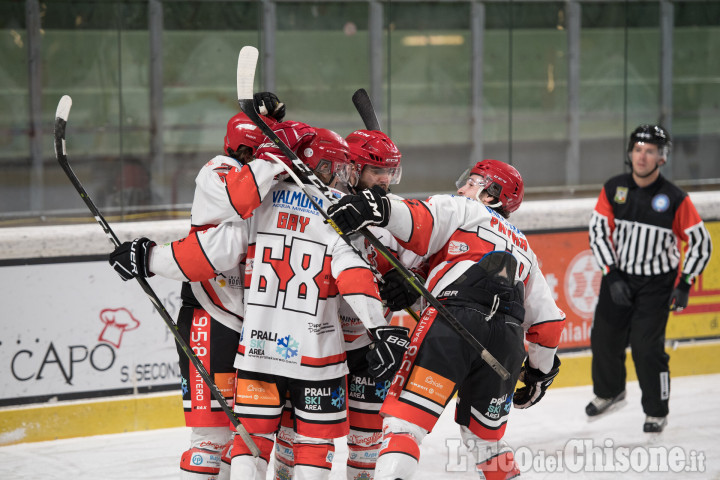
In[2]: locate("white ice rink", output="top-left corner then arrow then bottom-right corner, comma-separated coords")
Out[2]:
1,374 -> 717,479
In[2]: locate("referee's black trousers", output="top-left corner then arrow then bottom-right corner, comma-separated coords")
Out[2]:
590,270 -> 676,417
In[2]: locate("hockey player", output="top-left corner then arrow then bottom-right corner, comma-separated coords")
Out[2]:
172,93 -> 290,479
587,125 -> 712,432
342,130 -> 421,480
271,129 -> 423,480
327,159 -> 566,480
109,127 -> 407,480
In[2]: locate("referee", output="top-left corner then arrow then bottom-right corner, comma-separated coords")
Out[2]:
586,125 -> 712,433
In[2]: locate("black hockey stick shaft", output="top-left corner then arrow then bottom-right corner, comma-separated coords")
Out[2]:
53,96 -> 260,457
352,88 -> 382,131
237,48 -> 508,380
351,88 -> 422,323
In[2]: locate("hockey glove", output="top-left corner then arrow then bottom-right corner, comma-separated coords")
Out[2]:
255,120 -> 316,168
669,278 -> 691,311
253,92 -> 286,122
327,185 -> 390,235
605,268 -> 632,307
513,355 -> 561,409
380,269 -> 421,312
366,326 -> 411,382
108,237 -> 155,281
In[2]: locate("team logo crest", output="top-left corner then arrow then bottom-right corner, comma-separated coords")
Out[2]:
448,241 -> 469,255
614,187 -> 628,204
652,193 -> 670,212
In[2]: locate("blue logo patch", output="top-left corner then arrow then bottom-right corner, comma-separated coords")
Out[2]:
375,380 -> 391,400
331,386 -> 346,409
276,335 -> 299,359
652,194 -> 670,212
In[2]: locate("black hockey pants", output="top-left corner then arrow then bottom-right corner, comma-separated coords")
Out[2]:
590,270 -> 676,417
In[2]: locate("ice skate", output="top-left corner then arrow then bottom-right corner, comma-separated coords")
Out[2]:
643,415 -> 667,433
585,390 -> 626,419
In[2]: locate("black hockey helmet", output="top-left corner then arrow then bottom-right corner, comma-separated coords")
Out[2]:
627,125 -> 671,158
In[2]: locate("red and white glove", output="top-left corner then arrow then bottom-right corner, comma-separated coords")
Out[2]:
255,120 -> 316,167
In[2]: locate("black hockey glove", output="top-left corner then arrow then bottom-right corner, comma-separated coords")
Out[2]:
669,278 -> 691,311
380,269 -> 421,312
108,237 -> 155,281
327,186 -> 390,235
253,92 -> 286,121
366,326 -> 411,382
513,355 -> 561,409
605,268 -> 632,307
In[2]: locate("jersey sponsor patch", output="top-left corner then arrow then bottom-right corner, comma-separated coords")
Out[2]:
405,366 -> 455,405
235,379 -> 281,406
652,193 -> 670,212
214,372 -> 236,398
614,186 -> 628,204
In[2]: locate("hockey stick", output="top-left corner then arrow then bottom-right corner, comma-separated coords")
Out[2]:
54,95 -> 260,457
239,48 -> 418,323
237,47 -> 509,380
351,88 -> 422,323
351,88 -> 381,131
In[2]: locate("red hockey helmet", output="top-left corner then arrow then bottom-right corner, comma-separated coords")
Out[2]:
345,130 -> 402,185
298,128 -> 352,186
223,112 -> 277,158
456,159 -> 524,213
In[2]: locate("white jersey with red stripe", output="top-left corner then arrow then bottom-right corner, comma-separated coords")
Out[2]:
384,194 -> 566,374
338,221 -> 425,350
184,155 -> 285,333
149,180 -> 387,380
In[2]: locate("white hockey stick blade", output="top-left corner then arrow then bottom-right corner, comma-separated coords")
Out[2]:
237,46 -> 259,101
56,95 -> 72,122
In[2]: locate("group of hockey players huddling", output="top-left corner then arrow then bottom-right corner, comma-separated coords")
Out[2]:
109,91 -> 566,480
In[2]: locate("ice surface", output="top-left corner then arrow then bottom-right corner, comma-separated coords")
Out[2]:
0,374 -> 716,479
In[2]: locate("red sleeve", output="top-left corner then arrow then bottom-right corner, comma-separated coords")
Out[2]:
171,233 -> 216,281
336,267 -> 381,300
594,187 -> 615,231
526,319 -> 566,349
224,164 -> 262,219
373,245 -> 399,275
396,199 -> 435,256
672,195 -> 702,243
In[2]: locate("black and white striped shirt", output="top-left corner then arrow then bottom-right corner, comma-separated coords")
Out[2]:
589,174 -> 711,279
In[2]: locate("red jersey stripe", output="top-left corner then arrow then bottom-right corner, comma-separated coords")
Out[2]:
172,233 -> 216,281
397,199 -> 435,256
526,318 -> 565,349
300,352 -> 347,368
348,409 -> 383,430
336,267 -> 380,299
225,165 -> 262,219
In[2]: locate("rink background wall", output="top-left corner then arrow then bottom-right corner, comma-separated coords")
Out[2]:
1,193 -> 718,445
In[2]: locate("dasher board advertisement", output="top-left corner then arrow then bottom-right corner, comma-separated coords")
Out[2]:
0,259 -> 183,407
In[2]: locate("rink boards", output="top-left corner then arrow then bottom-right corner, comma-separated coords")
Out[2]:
1,192 -> 718,444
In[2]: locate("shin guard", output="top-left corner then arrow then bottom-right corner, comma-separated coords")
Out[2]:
461,426 -> 520,479
346,428 -> 383,480
181,426 -> 232,479
229,432 -> 274,480
180,447 -> 222,479
374,417 -> 426,480
274,424 -> 295,480
293,434 -> 335,480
